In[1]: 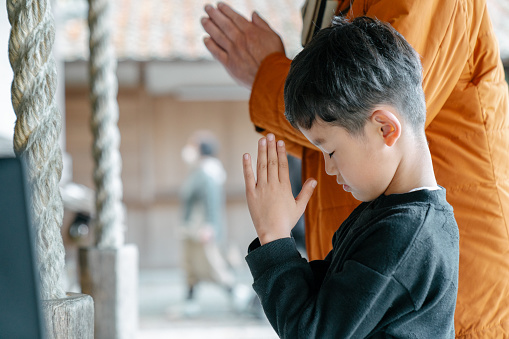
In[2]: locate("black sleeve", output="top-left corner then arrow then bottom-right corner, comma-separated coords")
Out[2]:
245,238 -> 410,338
308,260 -> 330,289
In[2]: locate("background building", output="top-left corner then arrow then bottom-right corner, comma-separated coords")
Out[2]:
56,0 -> 303,272
1,0 -> 508,274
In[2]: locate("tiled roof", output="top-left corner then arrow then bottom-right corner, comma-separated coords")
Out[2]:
55,0 -> 303,61
56,0 -> 509,62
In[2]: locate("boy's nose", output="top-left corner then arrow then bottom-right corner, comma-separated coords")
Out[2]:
324,156 -> 336,176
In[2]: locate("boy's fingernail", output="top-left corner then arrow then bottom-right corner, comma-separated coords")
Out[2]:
312,180 -> 317,188
277,140 -> 284,147
260,138 -> 266,146
244,153 -> 249,160
267,134 -> 274,141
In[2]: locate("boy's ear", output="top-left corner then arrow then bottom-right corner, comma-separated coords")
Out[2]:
371,110 -> 401,147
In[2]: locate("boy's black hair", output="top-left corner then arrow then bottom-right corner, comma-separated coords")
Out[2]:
284,16 -> 426,135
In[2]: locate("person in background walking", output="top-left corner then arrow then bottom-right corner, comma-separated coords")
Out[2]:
179,130 -> 235,313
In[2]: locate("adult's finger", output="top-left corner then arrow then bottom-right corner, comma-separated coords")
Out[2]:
257,137 -> 268,184
203,36 -> 259,89
201,17 -> 233,56
252,11 -> 272,31
243,153 -> 256,194
203,36 -> 228,65
247,11 -> 286,65
266,134 -> 278,182
276,140 -> 290,184
217,2 -> 250,32
205,4 -> 242,41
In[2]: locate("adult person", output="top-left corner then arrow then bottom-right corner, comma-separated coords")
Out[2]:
201,1 -> 509,337
179,131 -> 234,308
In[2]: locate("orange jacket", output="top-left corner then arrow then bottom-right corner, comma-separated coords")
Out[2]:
249,0 -> 509,337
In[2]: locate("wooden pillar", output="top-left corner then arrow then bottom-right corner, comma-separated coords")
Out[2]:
79,245 -> 139,339
42,293 -> 94,339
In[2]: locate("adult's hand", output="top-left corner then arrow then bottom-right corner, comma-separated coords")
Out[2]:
201,2 -> 286,89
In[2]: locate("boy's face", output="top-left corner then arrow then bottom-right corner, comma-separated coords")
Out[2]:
300,118 -> 395,202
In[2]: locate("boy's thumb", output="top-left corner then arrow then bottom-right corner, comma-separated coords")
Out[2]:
252,11 -> 271,30
295,178 -> 317,212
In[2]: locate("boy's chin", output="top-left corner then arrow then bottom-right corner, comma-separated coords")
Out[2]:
349,189 -> 378,202
349,191 -> 364,202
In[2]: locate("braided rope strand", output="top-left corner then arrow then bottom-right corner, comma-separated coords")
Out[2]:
88,0 -> 125,248
7,0 -> 66,300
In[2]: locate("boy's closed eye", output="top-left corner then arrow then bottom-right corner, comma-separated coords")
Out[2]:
328,151 -> 335,158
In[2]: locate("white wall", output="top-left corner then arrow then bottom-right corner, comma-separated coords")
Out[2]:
0,0 -> 15,144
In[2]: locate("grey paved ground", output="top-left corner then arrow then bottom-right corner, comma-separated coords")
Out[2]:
137,269 -> 278,339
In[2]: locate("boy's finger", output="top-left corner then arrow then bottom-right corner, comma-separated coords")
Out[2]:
242,153 -> 256,193
277,140 -> 289,183
266,134 -> 278,182
295,178 -> 318,214
257,137 -> 268,184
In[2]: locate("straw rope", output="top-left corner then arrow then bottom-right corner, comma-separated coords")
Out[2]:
88,0 -> 125,248
7,0 -> 66,300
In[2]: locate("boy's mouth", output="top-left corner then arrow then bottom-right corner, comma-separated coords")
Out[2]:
336,178 -> 351,192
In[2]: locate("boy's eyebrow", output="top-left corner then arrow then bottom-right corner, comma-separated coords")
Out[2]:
312,137 -> 325,146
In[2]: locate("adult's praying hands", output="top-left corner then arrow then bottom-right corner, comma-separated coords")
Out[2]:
201,2 -> 286,89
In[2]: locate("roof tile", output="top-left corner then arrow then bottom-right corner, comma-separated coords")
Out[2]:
56,0 -> 508,62
56,0 -> 303,61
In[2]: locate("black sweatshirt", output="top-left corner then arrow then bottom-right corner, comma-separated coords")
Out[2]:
246,188 -> 459,338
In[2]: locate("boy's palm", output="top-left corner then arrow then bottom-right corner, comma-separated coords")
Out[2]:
243,135 -> 316,245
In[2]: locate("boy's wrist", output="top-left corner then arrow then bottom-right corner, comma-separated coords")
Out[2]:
259,233 -> 291,246
246,237 -> 301,279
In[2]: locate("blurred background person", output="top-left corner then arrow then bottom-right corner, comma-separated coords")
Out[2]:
179,130 -> 235,314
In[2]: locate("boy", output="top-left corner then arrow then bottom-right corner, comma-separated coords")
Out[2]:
242,16 -> 459,338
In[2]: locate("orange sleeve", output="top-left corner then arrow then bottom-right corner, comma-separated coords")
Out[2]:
250,0 -> 470,150
350,0 -> 470,127
249,52 -> 320,159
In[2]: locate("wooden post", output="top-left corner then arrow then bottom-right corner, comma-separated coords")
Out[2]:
42,293 -> 95,339
79,245 -> 139,339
